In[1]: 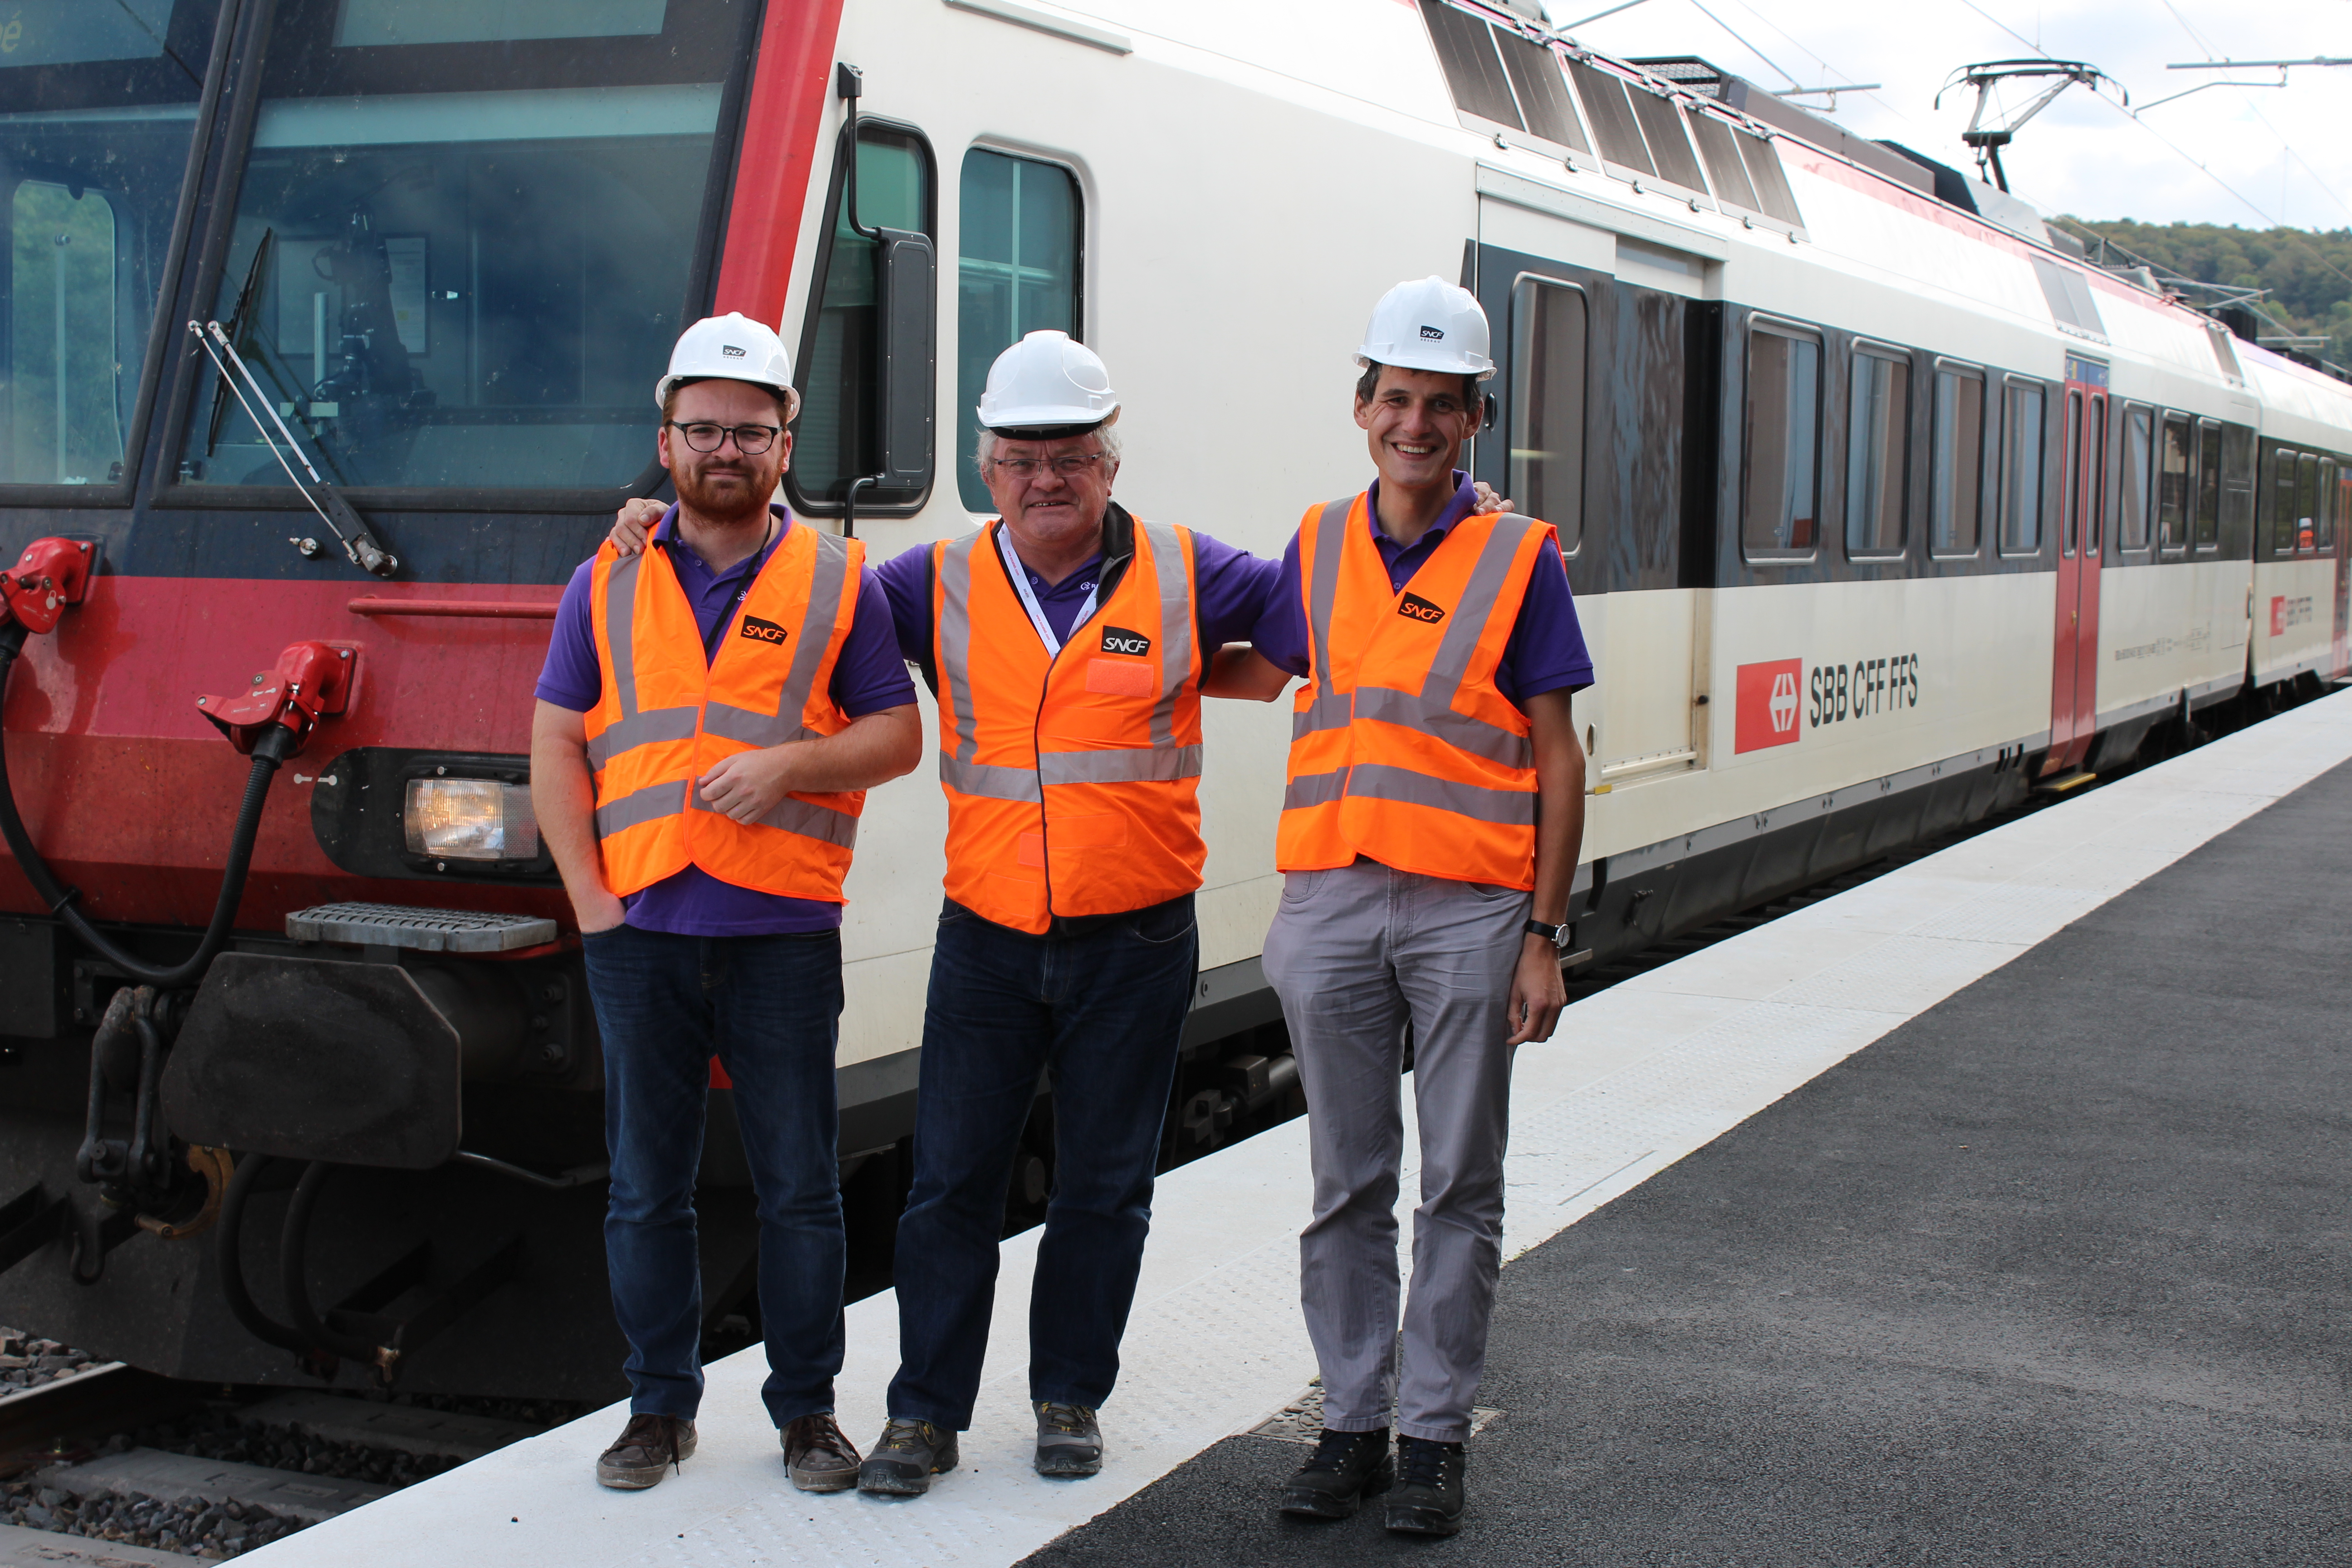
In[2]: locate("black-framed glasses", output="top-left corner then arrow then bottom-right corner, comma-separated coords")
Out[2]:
987,453 -> 1106,480
669,421 -> 782,455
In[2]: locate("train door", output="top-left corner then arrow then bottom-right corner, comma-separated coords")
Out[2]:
2050,356 -> 2108,772
2334,463 -> 2350,678
1471,202 -> 1708,793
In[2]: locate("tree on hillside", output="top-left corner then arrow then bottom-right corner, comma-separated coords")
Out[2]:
2060,218 -> 2352,373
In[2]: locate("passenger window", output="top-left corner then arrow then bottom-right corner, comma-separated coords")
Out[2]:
0,0 -> 222,488
176,0 -> 741,492
2297,452 -> 2321,554
2194,420 -> 2222,549
1507,277 -> 1587,553
1928,365 -> 1983,556
1998,380 -> 2044,555
1846,349 -> 1908,558
1742,323 -> 1821,558
2321,459 -> 2338,552
2271,449 -> 2298,555
2157,413 -> 2191,550
2118,405 -> 2151,549
956,149 -> 1080,514
789,124 -> 936,513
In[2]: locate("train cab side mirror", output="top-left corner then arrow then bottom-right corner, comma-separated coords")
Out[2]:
872,225 -> 936,492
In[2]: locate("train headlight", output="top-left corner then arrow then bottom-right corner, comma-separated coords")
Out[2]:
403,778 -> 538,862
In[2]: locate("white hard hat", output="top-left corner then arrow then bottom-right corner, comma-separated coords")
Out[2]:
976,329 -> 1118,433
1357,277 -> 1495,379
656,312 -> 801,421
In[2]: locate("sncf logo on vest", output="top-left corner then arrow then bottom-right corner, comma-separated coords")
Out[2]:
1099,625 -> 1151,657
739,614 -> 790,645
1397,593 -> 1446,624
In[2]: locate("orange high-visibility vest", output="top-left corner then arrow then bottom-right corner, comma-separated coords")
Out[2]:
584,521 -> 867,902
1277,493 -> 1555,888
930,509 -> 1204,934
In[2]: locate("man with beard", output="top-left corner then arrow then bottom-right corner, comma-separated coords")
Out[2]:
531,314 -> 923,1495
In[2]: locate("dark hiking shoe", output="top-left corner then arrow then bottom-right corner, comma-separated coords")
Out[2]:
596,1413 -> 696,1490
1384,1435 -> 1466,1535
1277,1427 -> 1392,1519
782,1413 -> 862,1492
1034,1401 -> 1103,1477
857,1417 -> 959,1496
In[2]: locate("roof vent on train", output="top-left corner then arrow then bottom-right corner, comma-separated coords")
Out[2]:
1875,142 -> 2058,248
1628,56 -> 1933,197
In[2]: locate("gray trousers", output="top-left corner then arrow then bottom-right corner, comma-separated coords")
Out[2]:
1263,858 -> 1527,1443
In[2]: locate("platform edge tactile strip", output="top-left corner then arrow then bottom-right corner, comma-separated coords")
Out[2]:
241,691 -> 2352,1568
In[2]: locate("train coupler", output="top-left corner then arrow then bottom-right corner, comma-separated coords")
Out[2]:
0,536 -> 93,637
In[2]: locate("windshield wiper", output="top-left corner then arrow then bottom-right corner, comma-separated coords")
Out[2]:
204,229 -> 271,458
189,319 -> 399,579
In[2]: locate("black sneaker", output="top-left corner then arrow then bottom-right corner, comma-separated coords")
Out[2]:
1278,1427 -> 1392,1519
1034,1401 -> 1103,1477
857,1417 -> 959,1496
1384,1435 -> 1466,1535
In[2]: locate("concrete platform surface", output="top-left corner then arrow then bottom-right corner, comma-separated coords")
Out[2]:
243,691 -> 2352,1567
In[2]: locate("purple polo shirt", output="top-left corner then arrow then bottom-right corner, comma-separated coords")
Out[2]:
535,505 -> 917,936
1250,472 -> 1593,705
869,517 -> 1280,661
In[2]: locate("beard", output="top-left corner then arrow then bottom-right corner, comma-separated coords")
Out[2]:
674,456 -> 776,525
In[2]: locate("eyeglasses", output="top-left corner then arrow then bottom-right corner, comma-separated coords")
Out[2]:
987,453 -> 1107,480
669,421 -> 782,455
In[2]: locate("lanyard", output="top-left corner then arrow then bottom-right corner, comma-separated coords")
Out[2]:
994,522 -> 1097,658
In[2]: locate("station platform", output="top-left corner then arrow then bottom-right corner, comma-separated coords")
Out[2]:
248,691 -> 2352,1568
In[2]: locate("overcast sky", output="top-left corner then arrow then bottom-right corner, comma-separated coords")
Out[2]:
1553,0 -> 2352,232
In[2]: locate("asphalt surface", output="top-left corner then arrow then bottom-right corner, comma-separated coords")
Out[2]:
1024,761 -> 2352,1567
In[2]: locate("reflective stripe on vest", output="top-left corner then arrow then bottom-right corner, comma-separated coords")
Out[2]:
582,523 -> 866,900
1277,493 -> 1552,887
931,514 -> 1206,933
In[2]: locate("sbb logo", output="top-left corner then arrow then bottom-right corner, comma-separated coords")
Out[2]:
1734,659 -> 1804,754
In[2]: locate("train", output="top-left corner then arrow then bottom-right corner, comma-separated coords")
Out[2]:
0,0 -> 2346,1401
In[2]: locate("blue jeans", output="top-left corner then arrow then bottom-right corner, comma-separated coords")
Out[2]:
886,896 -> 1198,1429
582,922 -> 846,1426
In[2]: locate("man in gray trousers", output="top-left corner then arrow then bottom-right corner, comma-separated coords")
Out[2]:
1211,278 -> 1591,1535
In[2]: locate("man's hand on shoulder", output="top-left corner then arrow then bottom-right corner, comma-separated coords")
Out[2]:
608,497 -> 664,556
1471,479 -> 1514,515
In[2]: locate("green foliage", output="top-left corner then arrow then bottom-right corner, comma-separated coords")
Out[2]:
2062,217 -> 2352,372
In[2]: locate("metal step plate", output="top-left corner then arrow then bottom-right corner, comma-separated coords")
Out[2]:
284,903 -> 558,954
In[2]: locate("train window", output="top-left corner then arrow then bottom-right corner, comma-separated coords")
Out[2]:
1736,132 -> 1804,229
1997,379 -> 2043,555
1507,277 -> 1588,553
1419,0 -> 1522,131
1687,112 -> 1760,212
789,124 -> 936,514
0,0 -> 224,488
1742,321 -> 1821,559
2269,448 -> 2298,555
2193,421 -> 2222,549
2296,452 -> 2321,554
1928,366 -> 1984,556
1846,348 -> 1908,558
1627,89 -> 1707,194
1565,60 -> 1655,178
174,0 -> 745,494
956,150 -> 1081,514
2157,413 -> 2191,551
2321,459 -> 2338,552
2117,404 -> 2152,549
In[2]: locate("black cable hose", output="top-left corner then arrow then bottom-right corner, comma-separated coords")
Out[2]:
0,624 -> 293,990
213,1153 -> 310,1354
279,1161 -> 375,1362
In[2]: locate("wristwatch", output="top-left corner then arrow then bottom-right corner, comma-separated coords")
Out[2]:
1524,918 -> 1571,950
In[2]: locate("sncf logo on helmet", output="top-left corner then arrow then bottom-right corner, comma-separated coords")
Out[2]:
1398,593 -> 1446,624
740,614 -> 789,645
1419,325 -> 1444,340
721,344 -> 745,358
1100,625 -> 1151,657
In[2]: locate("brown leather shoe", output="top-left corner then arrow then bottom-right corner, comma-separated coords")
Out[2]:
596,1412 -> 697,1490
781,1413 -> 862,1492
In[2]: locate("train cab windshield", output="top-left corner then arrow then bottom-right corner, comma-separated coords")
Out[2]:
175,0 -> 745,496
0,0 -> 225,488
